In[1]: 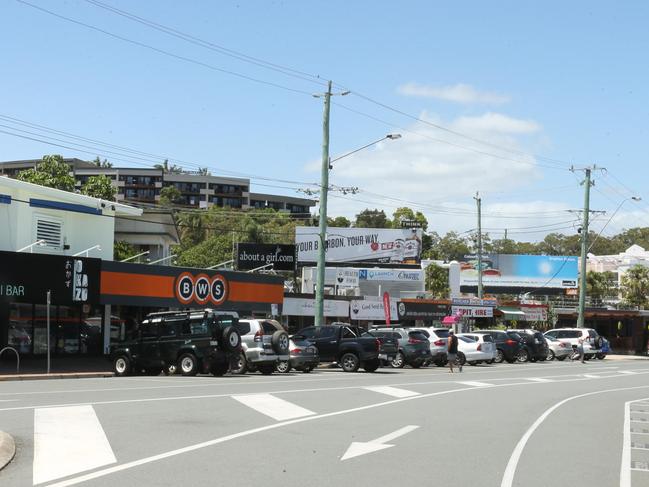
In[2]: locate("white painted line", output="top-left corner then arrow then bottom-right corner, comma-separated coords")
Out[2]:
622,400 -> 632,487
582,374 -> 600,379
457,381 -> 493,387
232,394 -> 315,421
526,378 -> 552,383
33,405 -> 116,485
364,386 -> 420,398
620,370 -> 638,375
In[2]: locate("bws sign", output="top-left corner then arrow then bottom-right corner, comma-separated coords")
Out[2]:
176,272 -> 228,306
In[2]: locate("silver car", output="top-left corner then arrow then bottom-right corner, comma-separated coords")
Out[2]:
233,319 -> 289,375
411,327 -> 450,366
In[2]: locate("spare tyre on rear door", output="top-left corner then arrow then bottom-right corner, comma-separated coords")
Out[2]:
272,330 -> 289,354
221,325 -> 241,352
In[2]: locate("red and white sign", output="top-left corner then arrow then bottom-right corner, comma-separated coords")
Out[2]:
451,306 -> 494,318
383,292 -> 391,325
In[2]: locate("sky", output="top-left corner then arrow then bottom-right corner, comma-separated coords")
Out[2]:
1,0 -> 648,243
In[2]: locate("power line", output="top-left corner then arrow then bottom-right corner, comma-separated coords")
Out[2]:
16,0 -> 314,96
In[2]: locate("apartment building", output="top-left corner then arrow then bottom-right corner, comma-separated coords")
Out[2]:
0,158 -> 315,214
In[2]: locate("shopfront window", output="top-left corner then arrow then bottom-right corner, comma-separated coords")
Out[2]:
33,305 -> 51,355
8,303 -> 33,355
55,306 -> 80,354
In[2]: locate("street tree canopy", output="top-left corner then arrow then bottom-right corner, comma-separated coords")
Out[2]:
17,154 -> 75,192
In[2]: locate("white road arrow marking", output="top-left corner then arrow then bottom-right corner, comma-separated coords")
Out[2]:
341,425 -> 419,461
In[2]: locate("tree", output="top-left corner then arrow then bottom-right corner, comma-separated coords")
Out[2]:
81,175 -> 117,200
426,231 -> 471,261
159,186 -> 183,206
197,167 -> 210,176
154,159 -> 183,174
586,270 -> 616,304
113,241 -> 138,261
174,234 -> 233,268
93,156 -> 113,168
391,207 -> 428,230
17,154 -> 75,192
425,263 -> 449,298
327,216 -> 351,228
355,208 -> 390,228
620,265 -> 649,308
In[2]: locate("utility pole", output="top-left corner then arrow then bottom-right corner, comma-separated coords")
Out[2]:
576,167 -> 594,328
474,192 -> 483,299
315,81 -> 333,327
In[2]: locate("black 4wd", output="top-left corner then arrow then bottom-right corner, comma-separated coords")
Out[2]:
110,309 -> 241,377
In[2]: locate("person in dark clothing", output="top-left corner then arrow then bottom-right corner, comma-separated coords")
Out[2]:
447,329 -> 461,373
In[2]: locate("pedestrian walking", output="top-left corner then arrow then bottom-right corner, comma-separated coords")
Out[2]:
577,336 -> 586,363
447,329 -> 461,373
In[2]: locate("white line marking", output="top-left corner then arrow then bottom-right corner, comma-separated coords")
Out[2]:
364,386 -> 420,398
526,378 -> 552,383
583,374 -> 600,379
501,388 -> 649,487
620,371 -> 638,375
457,381 -> 493,387
341,425 -> 419,460
232,394 -> 315,421
622,400 -> 633,487
33,405 -> 116,485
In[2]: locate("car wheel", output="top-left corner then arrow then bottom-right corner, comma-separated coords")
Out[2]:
391,352 -> 406,369
113,355 -> 131,377
435,360 -> 446,367
163,363 -> 177,376
303,366 -> 314,373
275,360 -> 291,373
547,349 -> 555,361
585,354 -> 593,361
258,364 -> 275,375
230,353 -> 247,375
495,349 -> 505,364
271,331 -> 290,354
457,352 -> 466,366
410,360 -> 423,369
144,367 -> 162,376
468,361 -> 477,366
596,353 -> 607,360
178,353 -> 199,376
505,357 -> 516,364
516,349 -> 529,363
340,353 -> 360,372
363,359 -> 380,372
210,361 -> 229,377
486,359 -> 495,364
221,326 -> 241,352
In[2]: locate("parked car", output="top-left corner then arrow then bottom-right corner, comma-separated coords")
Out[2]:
232,319 -> 290,375
456,333 -> 497,365
478,329 -> 523,364
275,337 -> 320,373
368,328 -> 432,368
110,309 -> 241,377
458,332 -> 497,364
543,328 -> 605,360
411,326 -> 450,366
293,323 -> 391,372
543,335 -> 572,361
507,329 -> 549,362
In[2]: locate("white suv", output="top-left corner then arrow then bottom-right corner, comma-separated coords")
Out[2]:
411,327 -> 450,366
544,328 -> 603,360
233,319 -> 289,375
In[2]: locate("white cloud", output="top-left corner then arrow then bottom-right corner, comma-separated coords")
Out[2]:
303,111 -> 578,241
398,82 -> 510,105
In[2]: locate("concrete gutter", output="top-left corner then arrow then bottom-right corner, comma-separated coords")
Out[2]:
0,431 -> 15,471
0,372 -> 113,382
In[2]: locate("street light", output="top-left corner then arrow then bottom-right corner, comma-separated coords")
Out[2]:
17,239 -> 47,253
329,133 -> 402,168
148,254 -> 177,265
120,250 -> 150,263
73,245 -> 101,257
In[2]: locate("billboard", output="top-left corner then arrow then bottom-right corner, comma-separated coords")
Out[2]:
458,254 -> 578,291
350,296 -> 399,321
295,227 -> 423,264
236,243 -> 296,272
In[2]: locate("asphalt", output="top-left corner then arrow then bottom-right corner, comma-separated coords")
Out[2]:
1,358 -> 648,486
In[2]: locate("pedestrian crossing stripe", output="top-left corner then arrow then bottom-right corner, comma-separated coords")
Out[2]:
363,386 -> 420,398
232,394 -> 315,421
457,381 -> 494,387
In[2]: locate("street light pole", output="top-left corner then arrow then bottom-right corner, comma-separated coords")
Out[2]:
577,167 -> 593,328
315,80 -> 333,327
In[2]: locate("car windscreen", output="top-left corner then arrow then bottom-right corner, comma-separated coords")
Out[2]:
414,329 -> 430,338
434,329 -> 450,338
507,332 -> 522,340
480,334 -> 494,342
408,331 -> 428,341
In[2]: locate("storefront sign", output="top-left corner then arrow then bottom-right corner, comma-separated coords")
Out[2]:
397,301 -> 449,320
358,269 -> 423,282
236,243 -> 296,272
349,297 -> 398,321
335,268 -> 360,288
0,251 -> 100,305
521,307 -> 548,321
451,297 -> 497,307
451,306 -> 494,318
296,227 -> 423,264
282,297 -> 349,317
100,261 -> 284,312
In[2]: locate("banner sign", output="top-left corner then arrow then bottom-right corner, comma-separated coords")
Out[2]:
383,292 -> 391,325
350,297 -> 399,321
397,301 -> 449,320
458,254 -> 578,290
236,243 -> 296,272
296,227 -> 423,264
451,305 -> 494,318
0,251 -> 100,305
451,297 -> 498,307
282,297 -> 349,317
358,269 -> 423,282
521,306 -> 548,321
